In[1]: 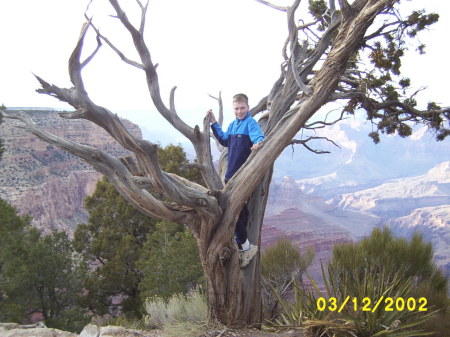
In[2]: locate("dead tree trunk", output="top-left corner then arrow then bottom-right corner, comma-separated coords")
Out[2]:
200,168 -> 272,326
4,0 -> 447,327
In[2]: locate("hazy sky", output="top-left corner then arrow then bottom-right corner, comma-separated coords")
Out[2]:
1,0 -> 449,134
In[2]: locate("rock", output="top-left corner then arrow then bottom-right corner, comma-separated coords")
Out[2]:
0,323 -> 166,337
387,205 -> 450,278
262,208 -> 354,282
332,161 -> 450,218
79,324 -> 99,337
99,325 -> 155,336
0,322 -> 76,337
265,178 -> 380,239
79,324 -> 165,337
0,109 -> 141,236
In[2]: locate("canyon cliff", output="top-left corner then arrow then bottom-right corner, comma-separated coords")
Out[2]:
0,109 -> 141,235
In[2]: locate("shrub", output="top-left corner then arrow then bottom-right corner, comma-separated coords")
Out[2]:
144,286 -> 208,336
330,227 -> 448,311
260,238 -> 314,320
274,264 -> 436,337
271,227 -> 446,336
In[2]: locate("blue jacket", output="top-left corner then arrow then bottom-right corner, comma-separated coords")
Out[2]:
211,112 -> 265,181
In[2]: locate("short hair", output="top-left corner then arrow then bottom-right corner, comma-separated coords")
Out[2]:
233,93 -> 249,105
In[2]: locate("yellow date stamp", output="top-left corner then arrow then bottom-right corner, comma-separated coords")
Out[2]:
316,296 -> 428,313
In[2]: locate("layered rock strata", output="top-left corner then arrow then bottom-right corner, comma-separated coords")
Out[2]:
0,110 -> 141,235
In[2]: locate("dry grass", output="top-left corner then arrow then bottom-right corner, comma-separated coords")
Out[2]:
144,286 -> 210,336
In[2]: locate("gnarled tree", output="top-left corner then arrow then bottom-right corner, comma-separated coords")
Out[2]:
3,0 -> 449,327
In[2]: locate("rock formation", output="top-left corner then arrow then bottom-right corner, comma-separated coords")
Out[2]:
262,177 -> 379,281
265,176 -> 380,239
263,165 -> 450,283
0,323 -> 165,337
262,208 -> 353,280
332,161 -> 450,219
0,109 -> 141,235
387,205 -> 450,278
0,322 -> 76,337
328,162 -> 450,278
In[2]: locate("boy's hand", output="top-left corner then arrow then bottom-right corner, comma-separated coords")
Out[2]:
251,142 -> 262,151
206,109 -> 217,124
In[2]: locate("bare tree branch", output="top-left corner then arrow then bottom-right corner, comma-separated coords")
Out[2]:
81,24 -> 102,69
254,0 -> 288,12
291,136 -> 341,154
104,0 -> 221,190
287,0 -> 312,95
208,92 -> 224,126
107,0 -> 193,137
36,23 -> 221,216
85,19 -> 144,70
305,109 -> 347,129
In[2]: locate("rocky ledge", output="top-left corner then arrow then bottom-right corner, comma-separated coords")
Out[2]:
0,323 -> 165,337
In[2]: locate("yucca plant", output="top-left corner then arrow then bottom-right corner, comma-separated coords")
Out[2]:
272,262 -> 437,337
332,264 -> 436,336
272,264 -> 358,336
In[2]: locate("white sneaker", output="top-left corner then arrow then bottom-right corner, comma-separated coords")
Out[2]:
239,243 -> 258,268
240,239 -> 250,251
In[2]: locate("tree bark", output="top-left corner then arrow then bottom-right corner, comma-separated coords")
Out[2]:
199,168 -> 272,326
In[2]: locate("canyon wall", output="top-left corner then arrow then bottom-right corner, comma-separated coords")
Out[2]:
0,109 -> 141,235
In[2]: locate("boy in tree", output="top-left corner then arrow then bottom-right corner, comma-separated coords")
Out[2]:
206,94 -> 264,266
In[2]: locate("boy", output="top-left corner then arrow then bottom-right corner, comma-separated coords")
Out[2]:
206,94 -> 264,259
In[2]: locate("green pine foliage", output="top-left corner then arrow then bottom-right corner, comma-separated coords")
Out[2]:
73,176 -> 155,318
156,144 -> 203,185
0,199 -> 89,332
302,2 -> 447,143
74,144 -> 204,319
138,222 -> 204,300
261,239 -> 315,319
307,3 -> 446,142
329,227 -> 448,299
0,199 -> 31,323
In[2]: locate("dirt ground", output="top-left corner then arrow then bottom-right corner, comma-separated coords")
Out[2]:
197,327 -> 307,337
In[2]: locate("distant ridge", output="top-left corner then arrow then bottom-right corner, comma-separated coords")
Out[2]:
6,107 -> 61,111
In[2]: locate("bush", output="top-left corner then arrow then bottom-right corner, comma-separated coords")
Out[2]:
0,199 -> 89,332
271,227 -> 447,336
144,286 -> 208,336
274,264 -> 436,337
330,227 -> 448,311
260,238 -> 314,320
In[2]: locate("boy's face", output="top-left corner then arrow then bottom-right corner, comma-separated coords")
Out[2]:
233,101 -> 249,120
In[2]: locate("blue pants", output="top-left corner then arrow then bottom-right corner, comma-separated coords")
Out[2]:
225,179 -> 249,244
235,203 -> 248,244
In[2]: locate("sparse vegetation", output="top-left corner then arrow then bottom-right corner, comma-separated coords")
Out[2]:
271,227 -> 448,336
144,286 -> 209,336
261,238 -> 314,320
